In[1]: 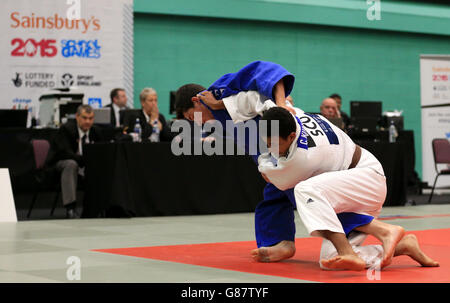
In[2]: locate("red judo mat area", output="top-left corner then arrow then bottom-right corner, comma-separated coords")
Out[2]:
94,228 -> 450,283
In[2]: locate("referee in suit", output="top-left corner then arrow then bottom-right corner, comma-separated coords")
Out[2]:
105,88 -> 130,127
47,105 -> 104,218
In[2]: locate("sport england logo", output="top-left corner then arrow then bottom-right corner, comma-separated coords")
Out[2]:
61,73 -> 74,87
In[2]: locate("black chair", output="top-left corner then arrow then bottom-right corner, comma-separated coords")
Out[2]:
27,139 -> 61,218
428,138 -> 450,203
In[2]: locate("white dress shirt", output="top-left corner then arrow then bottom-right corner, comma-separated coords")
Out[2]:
77,127 -> 90,155
112,103 -> 123,127
142,110 -> 150,123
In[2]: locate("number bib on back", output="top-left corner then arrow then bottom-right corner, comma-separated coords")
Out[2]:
296,113 -> 339,149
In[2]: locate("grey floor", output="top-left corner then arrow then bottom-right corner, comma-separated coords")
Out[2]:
1,202 -> 450,283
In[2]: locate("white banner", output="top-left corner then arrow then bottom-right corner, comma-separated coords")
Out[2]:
420,55 -> 450,190
0,169 -> 17,222
0,0 -> 133,124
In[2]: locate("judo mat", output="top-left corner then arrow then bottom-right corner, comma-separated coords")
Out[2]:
94,228 -> 449,283
3,205 -> 450,283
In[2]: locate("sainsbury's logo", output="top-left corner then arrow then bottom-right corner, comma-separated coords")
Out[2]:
10,12 -> 100,34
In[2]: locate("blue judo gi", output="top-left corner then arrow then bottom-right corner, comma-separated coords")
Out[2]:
204,61 -> 373,247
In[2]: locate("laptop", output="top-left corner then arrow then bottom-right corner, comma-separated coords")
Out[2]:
120,109 -> 142,128
350,101 -> 382,118
93,108 -> 111,125
0,109 -> 28,128
350,101 -> 382,132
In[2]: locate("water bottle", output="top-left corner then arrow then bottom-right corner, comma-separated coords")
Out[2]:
150,120 -> 160,142
134,118 -> 142,142
389,121 -> 397,143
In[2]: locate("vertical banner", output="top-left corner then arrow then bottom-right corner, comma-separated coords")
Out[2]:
0,169 -> 17,222
420,55 -> 450,190
0,0 -> 134,123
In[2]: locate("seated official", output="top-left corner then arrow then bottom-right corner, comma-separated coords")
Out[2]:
124,87 -> 173,142
105,88 -> 130,127
46,105 -> 104,219
320,97 -> 340,120
330,93 -> 351,131
320,97 -> 345,130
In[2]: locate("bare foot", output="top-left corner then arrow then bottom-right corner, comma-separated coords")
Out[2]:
320,254 -> 366,271
380,225 -> 405,268
251,240 -> 296,262
395,234 -> 439,267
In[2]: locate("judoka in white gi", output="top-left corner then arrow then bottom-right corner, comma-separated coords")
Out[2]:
214,88 -> 438,270
175,61 -> 438,270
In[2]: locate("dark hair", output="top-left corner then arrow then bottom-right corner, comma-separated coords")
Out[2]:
110,88 -> 125,102
329,93 -> 341,100
76,104 -> 94,115
261,107 -> 296,139
174,83 -> 206,119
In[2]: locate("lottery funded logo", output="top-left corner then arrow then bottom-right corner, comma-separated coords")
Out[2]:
12,72 -> 56,89
12,73 -> 23,87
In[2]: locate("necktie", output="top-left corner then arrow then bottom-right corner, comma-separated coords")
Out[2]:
80,134 -> 87,155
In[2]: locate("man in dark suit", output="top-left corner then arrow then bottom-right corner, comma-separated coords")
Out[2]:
47,105 -> 104,218
105,88 -> 130,127
124,87 -> 173,142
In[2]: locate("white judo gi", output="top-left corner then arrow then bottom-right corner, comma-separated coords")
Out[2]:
222,91 -> 386,269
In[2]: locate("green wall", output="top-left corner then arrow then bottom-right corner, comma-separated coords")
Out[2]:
133,3 -> 450,177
